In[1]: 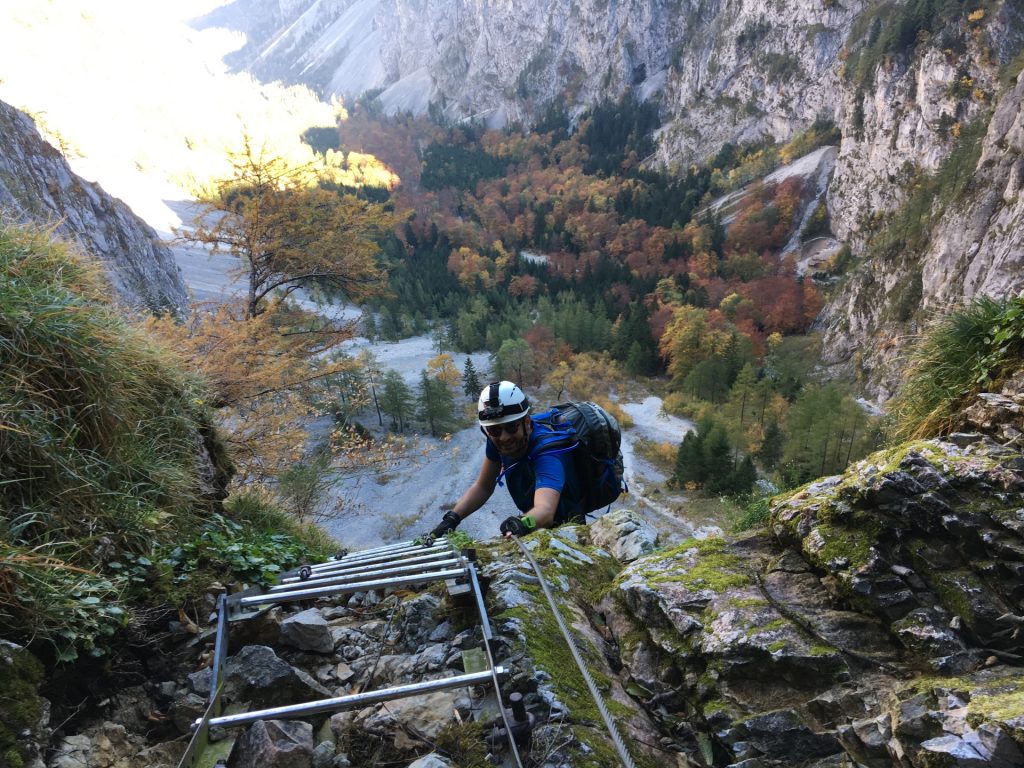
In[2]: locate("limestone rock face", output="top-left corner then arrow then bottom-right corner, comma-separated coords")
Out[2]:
589,508 -> 658,562
227,719 -> 314,768
0,100 -> 186,313
600,432 -> 1024,766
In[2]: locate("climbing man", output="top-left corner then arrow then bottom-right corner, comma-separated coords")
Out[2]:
423,380 -> 586,541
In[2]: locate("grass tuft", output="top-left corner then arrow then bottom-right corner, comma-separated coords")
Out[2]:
887,295 -> 1024,441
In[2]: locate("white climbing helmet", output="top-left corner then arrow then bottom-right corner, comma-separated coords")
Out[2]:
477,381 -> 531,426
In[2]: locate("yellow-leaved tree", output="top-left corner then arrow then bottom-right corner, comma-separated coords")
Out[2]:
148,138 -> 401,492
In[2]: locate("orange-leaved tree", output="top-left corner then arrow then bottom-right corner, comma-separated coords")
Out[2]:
151,139 -> 401,488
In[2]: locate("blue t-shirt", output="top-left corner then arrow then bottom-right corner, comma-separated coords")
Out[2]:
485,417 -> 585,524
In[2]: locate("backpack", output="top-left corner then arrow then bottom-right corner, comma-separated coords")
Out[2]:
530,401 -> 626,516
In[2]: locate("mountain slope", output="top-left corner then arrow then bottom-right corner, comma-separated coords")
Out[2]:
0,100 -> 187,312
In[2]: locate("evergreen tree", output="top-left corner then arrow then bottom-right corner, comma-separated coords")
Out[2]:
702,423 -> 734,494
731,456 -> 758,495
380,370 -> 413,432
362,311 -> 379,340
417,369 -> 455,436
463,358 -> 482,399
674,430 -> 704,487
758,421 -> 784,469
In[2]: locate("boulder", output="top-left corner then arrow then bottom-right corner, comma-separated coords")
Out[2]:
590,509 -> 659,562
228,719 -> 314,768
220,645 -> 333,707
281,608 -> 335,653
406,755 -> 453,767
357,690 -> 461,747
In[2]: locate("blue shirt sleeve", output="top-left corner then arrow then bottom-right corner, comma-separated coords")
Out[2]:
532,451 -> 567,492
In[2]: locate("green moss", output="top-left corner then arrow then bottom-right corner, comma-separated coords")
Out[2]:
0,645 -> 44,768
767,640 -> 789,653
969,680 -> 1024,724
813,517 -> 878,569
627,537 -> 751,593
904,672 -> 1024,737
434,721 -> 488,767
567,725 -> 659,768
726,597 -> 769,610
928,570 -> 987,625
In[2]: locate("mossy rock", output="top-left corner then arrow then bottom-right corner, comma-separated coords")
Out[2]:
0,642 -> 45,768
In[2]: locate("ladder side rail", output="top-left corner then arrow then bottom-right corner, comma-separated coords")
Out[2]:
208,593 -> 230,704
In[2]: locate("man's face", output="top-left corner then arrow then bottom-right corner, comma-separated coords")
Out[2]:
485,417 -> 530,459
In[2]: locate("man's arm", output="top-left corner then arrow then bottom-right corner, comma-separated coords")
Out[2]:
526,487 -> 560,529
451,457 -> 501,520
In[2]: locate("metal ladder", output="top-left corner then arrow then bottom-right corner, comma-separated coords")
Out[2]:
176,538 -> 521,768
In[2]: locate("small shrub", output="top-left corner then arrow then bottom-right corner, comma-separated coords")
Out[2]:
731,494 -> 773,531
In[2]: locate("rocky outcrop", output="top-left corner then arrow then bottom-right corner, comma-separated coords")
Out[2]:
0,99 -> 186,313
819,68 -> 1024,397
607,434 -> 1024,766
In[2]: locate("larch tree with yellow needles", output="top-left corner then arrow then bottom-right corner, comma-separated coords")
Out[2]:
149,138 -> 402,488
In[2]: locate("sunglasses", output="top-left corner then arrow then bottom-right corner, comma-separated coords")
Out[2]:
484,421 -> 523,438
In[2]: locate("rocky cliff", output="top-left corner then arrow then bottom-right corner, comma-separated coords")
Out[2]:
0,100 -> 187,313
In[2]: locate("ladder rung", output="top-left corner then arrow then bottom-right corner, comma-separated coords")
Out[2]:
270,559 -> 462,592
282,549 -> 455,583
298,544 -> 449,575
204,667 -> 506,730
238,568 -> 468,609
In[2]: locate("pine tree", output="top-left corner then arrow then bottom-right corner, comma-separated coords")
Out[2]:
731,456 -> 758,495
702,423 -> 734,493
418,369 -> 456,436
674,430 -> 704,487
380,370 -> 413,432
758,421 -> 783,469
463,358 -> 482,398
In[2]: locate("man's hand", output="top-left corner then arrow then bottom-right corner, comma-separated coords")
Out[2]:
499,515 -> 536,539
418,510 -> 461,546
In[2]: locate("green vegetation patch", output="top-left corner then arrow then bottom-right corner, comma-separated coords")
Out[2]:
904,671 -> 1024,740
626,537 -> 752,593
0,222 -> 217,658
0,222 -> 328,661
493,532 -> 643,760
887,294 -> 1024,441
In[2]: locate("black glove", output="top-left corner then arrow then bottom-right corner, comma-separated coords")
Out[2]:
499,515 -> 536,538
419,510 -> 461,545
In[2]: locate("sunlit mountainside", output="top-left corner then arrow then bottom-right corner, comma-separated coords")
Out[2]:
0,0 -> 396,231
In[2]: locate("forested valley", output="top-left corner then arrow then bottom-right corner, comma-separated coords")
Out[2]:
313,95 -> 878,508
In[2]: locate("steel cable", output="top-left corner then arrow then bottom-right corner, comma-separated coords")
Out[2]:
465,557 -> 526,768
511,536 -> 637,768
